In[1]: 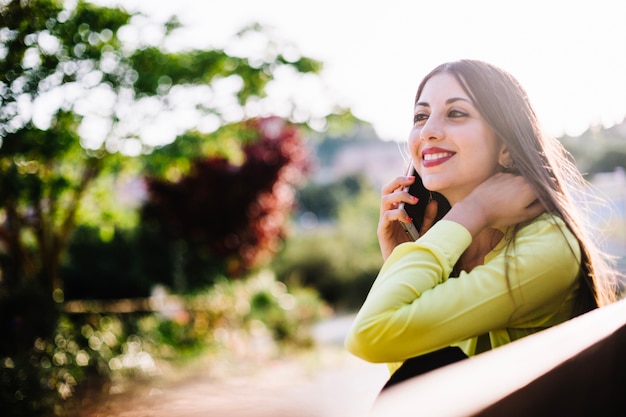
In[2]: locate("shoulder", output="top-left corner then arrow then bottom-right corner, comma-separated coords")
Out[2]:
516,213 -> 577,244
504,212 -> 581,266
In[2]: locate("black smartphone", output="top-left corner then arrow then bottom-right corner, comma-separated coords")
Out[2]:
399,162 -> 450,239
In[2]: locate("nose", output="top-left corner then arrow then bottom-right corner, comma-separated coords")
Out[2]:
419,115 -> 443,142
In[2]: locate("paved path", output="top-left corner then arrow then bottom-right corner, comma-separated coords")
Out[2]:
78,316 -> 389,417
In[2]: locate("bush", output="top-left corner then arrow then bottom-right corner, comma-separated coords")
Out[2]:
0,271 -> 329,417
62,226 -> 149,301
273,182 -> 383,310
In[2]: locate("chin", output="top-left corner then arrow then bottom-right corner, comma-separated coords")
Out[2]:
421,177 -> 445,193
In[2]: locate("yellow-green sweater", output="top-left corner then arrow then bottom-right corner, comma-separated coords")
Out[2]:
345,214 -> 582,374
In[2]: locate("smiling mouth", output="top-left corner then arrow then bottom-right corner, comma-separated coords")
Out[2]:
422,151 -> 455,167
423,152 -> 454,161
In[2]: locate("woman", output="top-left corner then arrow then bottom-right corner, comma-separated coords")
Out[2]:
344,59 -> 620,389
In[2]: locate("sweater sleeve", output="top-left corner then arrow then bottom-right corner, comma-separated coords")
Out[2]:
344,215 -> 581,363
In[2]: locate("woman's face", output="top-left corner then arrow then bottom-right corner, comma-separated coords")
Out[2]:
408,72 -> 504,205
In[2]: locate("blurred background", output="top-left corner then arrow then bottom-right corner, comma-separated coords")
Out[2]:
0,0 -> 624,416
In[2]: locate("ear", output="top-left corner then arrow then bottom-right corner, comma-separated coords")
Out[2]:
498,145 -> 514,169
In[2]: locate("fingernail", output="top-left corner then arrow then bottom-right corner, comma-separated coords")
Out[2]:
407,217 -> 413,222
412,196 -> 419,202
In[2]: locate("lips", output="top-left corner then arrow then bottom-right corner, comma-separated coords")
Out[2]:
422,147 -> 455,168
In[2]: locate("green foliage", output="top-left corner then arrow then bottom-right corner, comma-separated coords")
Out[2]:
558,120 -> 626,174
0,281 -> 60,357
140,122 -> 258,180
0,2 -> 336,407
0,0 -> 328,298
587,151 -> 626,176
74,168 -> 143,232
0,0 -> 138,293
273,176 -> 383,310
296,174 -> 366,220
61,225 -> 148,300
0,281 -> 62,416
0,271 -> 328,416
141,117 -> 312,282
0,2 -> 352,414
186,271 -> 329,347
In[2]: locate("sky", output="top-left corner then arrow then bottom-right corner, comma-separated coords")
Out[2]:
110,0 -> 626,142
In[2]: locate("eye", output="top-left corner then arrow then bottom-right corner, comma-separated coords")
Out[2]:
413,112 -> 429,125
448,109 -> 468,118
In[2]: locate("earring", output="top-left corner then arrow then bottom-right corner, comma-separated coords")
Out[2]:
501,157 -> 515,169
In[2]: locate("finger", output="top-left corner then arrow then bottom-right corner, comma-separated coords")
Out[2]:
381,175 -> 415,196
381,189 -> 419,213
381,193 -> 404,212
382,207 -> 415,225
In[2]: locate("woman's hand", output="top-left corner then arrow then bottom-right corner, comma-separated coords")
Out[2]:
446,173 -> 545,238
377,175 -> 414,260
377,175 -> 427,260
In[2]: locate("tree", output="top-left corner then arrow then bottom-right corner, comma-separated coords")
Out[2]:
141,117 -> 311,289
0,0 -> 326,298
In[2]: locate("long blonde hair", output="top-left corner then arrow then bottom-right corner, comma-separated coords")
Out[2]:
414,59 -> 621,309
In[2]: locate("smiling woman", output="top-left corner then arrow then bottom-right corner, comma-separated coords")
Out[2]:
344,59 -> 623,394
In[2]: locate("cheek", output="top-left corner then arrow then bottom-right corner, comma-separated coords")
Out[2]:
407,127 -> 422,154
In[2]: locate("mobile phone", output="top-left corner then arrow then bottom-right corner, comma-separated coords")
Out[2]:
399,162 -> 450,240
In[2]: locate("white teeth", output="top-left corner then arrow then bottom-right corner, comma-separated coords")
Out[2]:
423,152 -> 453,161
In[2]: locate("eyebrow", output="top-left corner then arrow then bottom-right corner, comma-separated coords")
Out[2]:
415,97 -> 473,107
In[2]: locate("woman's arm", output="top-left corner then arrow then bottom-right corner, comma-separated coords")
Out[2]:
346,174 -> 571,363
345,216 -> 581,363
